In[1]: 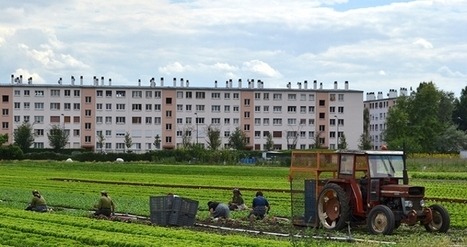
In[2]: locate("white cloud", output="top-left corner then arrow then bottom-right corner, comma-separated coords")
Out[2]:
379,70 -> 386,76
437,66 -> 466,78
158,62 -> 192,74
241,60 -> 282,78
413,38 -> 433,49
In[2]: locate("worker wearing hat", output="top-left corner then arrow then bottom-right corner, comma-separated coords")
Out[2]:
25,190 -> 48,212
93,190 -> 115,217
228,188 -> 248,210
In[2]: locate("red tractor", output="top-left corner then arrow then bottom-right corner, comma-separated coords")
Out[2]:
289,150 -> 450,235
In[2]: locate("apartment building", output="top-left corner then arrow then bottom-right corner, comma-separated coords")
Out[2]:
363,88 -> 408,150
1,75 -> 363,152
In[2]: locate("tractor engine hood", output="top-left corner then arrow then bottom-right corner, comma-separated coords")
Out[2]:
380,184 -> 425,197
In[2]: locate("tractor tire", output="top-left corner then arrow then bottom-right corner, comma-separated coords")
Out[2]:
367,205 -> 396,235
317,183 -> 350,231
424,204 -> 450,233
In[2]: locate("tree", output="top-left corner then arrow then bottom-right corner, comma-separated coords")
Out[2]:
153,134 -> 161,150
358,108 -> 373,150
453,86 -> 467,131
97,132 -> 105,152
264,132 -> 274,151
228,127 -> 248,150
206,125 -> 222,150
180,125 -> 194,148
0,133 -> 8,146
14,122 -> 35,152
338,133 -> 348,150
434,123 -> 467,153
285,125 -> 303,150
124,132 -> 133,152
47,124 -> 69,153
313,131 -> 323,149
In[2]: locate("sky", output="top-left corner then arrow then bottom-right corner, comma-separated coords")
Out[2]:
1,0 -> 466,98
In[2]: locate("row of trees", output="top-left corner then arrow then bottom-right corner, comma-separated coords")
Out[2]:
381,82 -> 467,153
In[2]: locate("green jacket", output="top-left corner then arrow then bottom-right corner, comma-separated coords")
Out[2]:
97,196 -> 115,210
30,196 -> 46,207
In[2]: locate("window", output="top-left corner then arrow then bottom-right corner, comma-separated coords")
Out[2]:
288,94 -> 296,100
131,104 -> 141,111
96,116 -> 103,123
85,123 -> 91,130
2,122 -> 8,129
244,124 -> 250,131
24,116 -> 30,122
186,117 -> 192,124
97,90 -> 103,97
74,90 -> 80,97
288,118 -> 296,125
255,93 -> 261,99
224,105 -> 230,112
106,90 -> 112,97
73,103 -> 80,110
255,106 -> 261,112
51,90 -> 60,96
212,105 -> 220,112
263,106 -> 269,112
244,112 -> 250,118
105,143 -> 112,149
330,94 -> 336,101
166,111 -> 172,117
14,116 -> 20,122
33,142 -> 44,148
177,118 -> 183,124
233,106 -> 239,112
185,92 -> 192,99
96,103 -> 102,110
116,90 -> 126,97
116,117 -> 126,124
105,117 -> 112,124
73,116 -> 80,123
273,106 -> 282,112
273,118 -> 282,125
300,106 -> 306,113
185,105 -> 192,111
308,131 -> 315,138
155,91 -> 161,98
116,143 -> 125,150
330,106 -> 335,113
319,100 -> 325,106
24,102 -> 30,109
233,93 -> 239,99
132,91 -> 142,98
85,96 -> 91,103
273,93 -> 282,100
166,98 -> 172,104
224,93 -> 230,99
146,91 -> 153,98
263,118 -> 269,125
309,94 -> 315,101
85,110 -> 91,116
224,131 -> 230,137
195,92 -> 205,99
14,102 -> 20,109
338,107 -> 344,113
233,118 -> 239,125
212,93 -> 220,99
211,118 -> 221,124
34,103 -> 44,110
176,92 -> 183,98
196,105 -> 205,111
300,119 -> 306,125
50,116 -> 60,123
263,93 -> 269,100
34,129 -> 44,136
300,94 -> 306,101
319,125 -> 325,131
155,117 -> 161,124
338,94 -> 344,101
34,116 -> 44,123
145,117 -> 152,124
146,104 -> 152,111
195,117 -> 205,124
24,90 -> 30,96
35,90 -> 44,96
308,106 -> 315,113
244,99 -> 250,106
14,90 -> 20,96
155,104 -> 161,111
255,118 -> 261,125
319,112 -> 325,119
132,117 -> 142,124
287,106 -> 297,113
177,104 -> 183,111
273,131 -> 282,138
224,118 -> 230,125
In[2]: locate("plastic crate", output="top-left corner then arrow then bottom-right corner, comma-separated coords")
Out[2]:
149,196 -> 173,226
172,197 -> 199,216
168,212 -> 196,226
150,211 -> 171,226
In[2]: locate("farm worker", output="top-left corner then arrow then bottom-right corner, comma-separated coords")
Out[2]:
94,190 -> 115,217
248,191 -> 270,221
207,201 -> 230,219
228,188 -> 248,211
25,190 -> 48,212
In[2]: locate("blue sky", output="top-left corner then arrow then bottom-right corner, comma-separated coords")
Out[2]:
0,0 -> 466,98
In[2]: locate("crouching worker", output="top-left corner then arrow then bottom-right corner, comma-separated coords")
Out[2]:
25,190 -> 48,212
248,191 -> 270,221
208,201 -> 230,219
93,190 -> 115,217
228,188 -> 248,210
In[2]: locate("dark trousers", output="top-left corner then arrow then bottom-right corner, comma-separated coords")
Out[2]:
94,208 -> 111,217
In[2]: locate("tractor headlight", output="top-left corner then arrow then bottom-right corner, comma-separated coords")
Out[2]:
404,200 -> 413,208
420,199 -> 425,208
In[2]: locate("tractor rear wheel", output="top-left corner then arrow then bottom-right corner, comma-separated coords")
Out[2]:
367,205 -> 395,235
317,183 -> 350,230
424,204 -> 450,233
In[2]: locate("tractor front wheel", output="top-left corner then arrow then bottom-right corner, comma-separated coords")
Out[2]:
424,204 -> 450,233
367,205 -> 395,235
317,183 -> 350,230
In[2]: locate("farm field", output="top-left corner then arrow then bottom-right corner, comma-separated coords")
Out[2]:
0,160 -> 466,246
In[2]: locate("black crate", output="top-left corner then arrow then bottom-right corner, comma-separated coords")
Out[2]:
150,196 -> 170,211
168,212 -> 196,226
172,197 -> 199,216
150,210 -> 171,226
304,180 -> 317,225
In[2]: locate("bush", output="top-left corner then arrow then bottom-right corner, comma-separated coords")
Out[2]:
0,145 -> 24,160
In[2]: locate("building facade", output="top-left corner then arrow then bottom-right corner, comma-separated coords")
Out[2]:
1,75 -> 364,152
363,88 -> 408,150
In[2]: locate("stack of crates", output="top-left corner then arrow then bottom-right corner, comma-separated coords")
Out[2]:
149,195 -> 199,227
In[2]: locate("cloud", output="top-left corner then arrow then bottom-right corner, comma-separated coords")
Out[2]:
437,66 -> 466,78
158,62 -> 192,74
379,70 -> 386,76
413,38 -> 433,49
241,60 -> 282,78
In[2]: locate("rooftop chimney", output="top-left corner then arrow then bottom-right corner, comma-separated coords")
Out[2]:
28,77 -> 32,84
71,76 -> 75,85
215,80 -> 218,88
186,80 -> 189,87
109,78 -> 112,86
319,82 -> 323,90
11,74 -> 14,84
138,79 -> 141,87
173,77 -> 176,87
313,80 -> 317,89
229,79 -> 232,88
287,82 -> 291,89
80,76 -> 83,85
334,81 -> 338,90
160,77 -> 164,87
345,81 -> 349,90
150,77 -> 155,87
58,77 -> 62,85
250,79 -> 254,89
180,78 -> 184,87
20,75 -> 23,84
304,80 -> 308,89
238,79 -> 241,88
297,82 -> 302,89
101,76 -> 104,86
